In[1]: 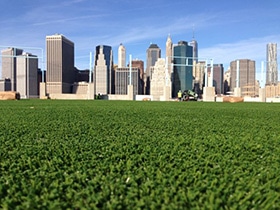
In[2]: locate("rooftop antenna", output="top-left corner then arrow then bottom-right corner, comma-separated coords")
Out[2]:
192,24 -> 195,39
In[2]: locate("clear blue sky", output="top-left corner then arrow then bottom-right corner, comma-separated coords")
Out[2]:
1,0 -> 280,82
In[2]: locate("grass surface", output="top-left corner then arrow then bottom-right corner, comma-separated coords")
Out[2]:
0,100 -> 280,209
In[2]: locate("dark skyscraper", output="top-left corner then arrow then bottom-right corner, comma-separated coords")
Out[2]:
207,64 -> 224,95
131,59 -> 144,94
172,41 -> 193,97
145,43 -> 161,94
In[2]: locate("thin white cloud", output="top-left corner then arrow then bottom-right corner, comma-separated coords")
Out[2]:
199,35 -> 280,67
32,14 -> 106,26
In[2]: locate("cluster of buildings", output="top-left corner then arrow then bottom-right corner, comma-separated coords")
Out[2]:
0,33 -> 279,101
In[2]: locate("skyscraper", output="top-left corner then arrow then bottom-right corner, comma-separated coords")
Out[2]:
1,48 -> 23,91
172,41 -> 193,97
145,43 -> 161,94
189,39 -> 198,62
266,43 -> 278,85
207,64 -> 224,95
118,43 -> 126,68
150,58 -> 166,100
230,59 -> 256,96
189,26 -> 198,62
115,67 -> 141,95
16,53 -> 38,98
94,45 -> 114,94
193,61 -> 205,95
131,59 -> 144,94
165,35 -> 173,76
46,34 -> 75,94
146,43 -> 161,76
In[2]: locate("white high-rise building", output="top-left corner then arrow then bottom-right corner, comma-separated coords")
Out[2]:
165,35 -> 173,76
17,53 -> 38,98
1,48 -> 23,91
118,43 -> 126,68
150,58 -> 166,100
266,43 -> 278,85
94,45 -> 114,94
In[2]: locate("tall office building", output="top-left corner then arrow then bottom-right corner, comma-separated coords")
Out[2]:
16,53 -> 38,98
131,59 -> 144,94
146,43 -> 161,76
172,41 -> 193,97
115,67 -> 141,95
145,43 -> 161,94
266,43 -> 278,85
193,61 -> 205,95
131,59 -> 144,79
1,48 -> 23,91
46,34 -> 75,94
118,43 -> 126,68
189,39 -> 198,62
94,45 -> 114,94
207,64 -> 224,95
230,59 -> 256,96
166,35 -> 173,75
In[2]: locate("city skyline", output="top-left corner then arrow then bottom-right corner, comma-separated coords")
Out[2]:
1,0 -> 280,83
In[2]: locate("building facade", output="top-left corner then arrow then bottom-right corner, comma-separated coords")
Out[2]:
224,68 -> 231,94
0,78 -> 11,91
131,59 -> 144,94
46,34 -> 75,94
172,41 -> 193,98
94,45 -> 114,94
16,53 -> 38,98
1,48 -> 23,91
115,67 -> 141,95
165,35 -> 173,76
265,83 -> 280,98
189,39 -> 198,62
118,43 -> 126,68
193,61 -> 205,95
207,64 -> 224,95
150,58 -> 166,100
145,43 -> 161,94
230,59 -> 256,96
266,43 -> 278,85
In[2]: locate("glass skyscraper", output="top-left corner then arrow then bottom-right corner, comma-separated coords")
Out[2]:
172,41 -> 193,98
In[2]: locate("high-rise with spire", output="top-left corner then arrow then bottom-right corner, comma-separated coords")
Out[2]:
189,27 -> 198,62
94,45 -> 114,94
